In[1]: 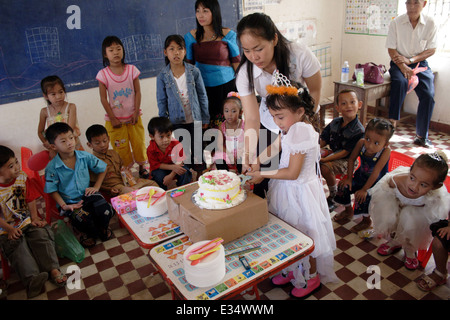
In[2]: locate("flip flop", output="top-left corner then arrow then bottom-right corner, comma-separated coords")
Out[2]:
50,271 -> 67,288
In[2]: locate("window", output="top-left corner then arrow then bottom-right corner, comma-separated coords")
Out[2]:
398,0 -> 450,52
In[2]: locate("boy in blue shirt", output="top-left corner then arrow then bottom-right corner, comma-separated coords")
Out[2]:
44,122 -> 114,248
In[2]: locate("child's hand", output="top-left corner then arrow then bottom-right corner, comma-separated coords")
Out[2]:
85,187 -> 99,196
110,187 -> 120,195
339,178 -> 352,190
437,225 -> 450,240
8,228 -> 22,240
172,164 -> 186,175
31,217 -> 47,228
43,141 -> 52,150
246,170 -> 264,185
354,190 -> 368,204
163,175 -> 175,187
62,201 -> 83,212
110,116 -> 122,128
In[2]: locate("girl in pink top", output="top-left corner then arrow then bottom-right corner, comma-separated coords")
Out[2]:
212,92 -> 245,173
97,36 -> 148,178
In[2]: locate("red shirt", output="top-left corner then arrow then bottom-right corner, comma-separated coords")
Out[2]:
147,140 -> 186,171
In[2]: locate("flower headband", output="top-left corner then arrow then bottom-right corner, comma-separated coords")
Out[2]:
266,70 -> 304,96
227,91 -> 241,99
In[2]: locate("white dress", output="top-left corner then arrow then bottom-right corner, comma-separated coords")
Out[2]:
369,166 -> 450,250
267,122 -> 337,286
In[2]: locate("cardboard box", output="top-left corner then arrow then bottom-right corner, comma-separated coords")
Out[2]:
111,190 -> 139,215
167,183 -> 269,243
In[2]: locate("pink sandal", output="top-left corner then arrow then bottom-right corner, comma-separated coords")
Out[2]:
271,271 -> 294,286
377,242 -> 402,256
290,275 -> 321,299
404,256 -> 419,270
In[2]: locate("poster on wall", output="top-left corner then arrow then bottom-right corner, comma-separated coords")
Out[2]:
345,0 -> 398,36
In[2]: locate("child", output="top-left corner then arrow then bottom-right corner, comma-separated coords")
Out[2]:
417,214 -> 449,291
0,145 -> 66,298
333,118 -> 394,232
37,75 -> 83,158
97,35 -> 149,179
247,74 -> 337,299
156,34 -> 209,174
212,92 -> 245,173
44,122 -> 114,248
320,90 -> 365,209
369,151 -> 450,270
86,124 -> 158,197
147,117 -> 192,190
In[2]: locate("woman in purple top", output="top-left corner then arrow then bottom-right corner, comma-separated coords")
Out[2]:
184,0 -> 241,127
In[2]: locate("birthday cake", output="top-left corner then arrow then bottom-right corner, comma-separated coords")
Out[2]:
183,240 -> 226,288
135,186 -> 168,217
193,170 -> 245,210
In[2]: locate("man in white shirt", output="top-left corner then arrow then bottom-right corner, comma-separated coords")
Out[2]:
386,0 -> 437,147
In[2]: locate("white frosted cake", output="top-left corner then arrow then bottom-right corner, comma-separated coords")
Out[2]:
194,170 -> 245,209
183,240 -> 226,287
135,186 -> 167,217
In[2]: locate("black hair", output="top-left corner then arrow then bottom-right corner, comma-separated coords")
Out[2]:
336,89 -> 359,105
222,96 -> 242,112
86,124 -> 108,143
412,151 -> 449,186
45,122 -> 73,145
365,118 -> 395,141
0,145 -> 15,168
266,81 -> 315,121
41,75 -> 66,105
236,13 -> 291,93
147,117 -> 174,136
101,35 -> 126,67
194,0 -> 224,42
164,34 -> 187,66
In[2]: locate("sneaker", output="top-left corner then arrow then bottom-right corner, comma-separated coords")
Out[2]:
413,136 -> 432,148
271,271 -> 294,287
290,275 -> 322,299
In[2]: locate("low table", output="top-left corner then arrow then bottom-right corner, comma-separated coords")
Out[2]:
149,213 -> 314,300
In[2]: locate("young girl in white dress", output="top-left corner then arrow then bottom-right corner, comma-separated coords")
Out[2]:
247,72 -> 337,299
369,151 -> 449,270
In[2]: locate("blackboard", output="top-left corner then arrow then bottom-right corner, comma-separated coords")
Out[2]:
0,0 -> 241,105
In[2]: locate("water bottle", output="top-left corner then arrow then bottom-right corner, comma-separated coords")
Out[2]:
341,61 -> 349,82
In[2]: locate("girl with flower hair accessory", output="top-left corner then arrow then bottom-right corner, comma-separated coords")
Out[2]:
247,79 -> 337,299
369,151 -> 450,270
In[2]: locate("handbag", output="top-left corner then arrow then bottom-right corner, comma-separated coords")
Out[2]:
352,62 -> 386,84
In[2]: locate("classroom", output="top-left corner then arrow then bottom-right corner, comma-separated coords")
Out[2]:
0,0 -> 449,301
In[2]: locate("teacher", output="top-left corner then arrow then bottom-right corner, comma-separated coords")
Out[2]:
184,0 -> 241,127
235,13 -> 322,196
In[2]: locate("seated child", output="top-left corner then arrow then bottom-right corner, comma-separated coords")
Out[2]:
147,117 -> 192,190
320,89 -> 365,208
333,118 -> 394,232
369,151 -> 450,270
86,124 -> 158,197
0,145 -> 66,298
43,122 -> 114,248
212,92 -> 245,173
417,214 -> 450,291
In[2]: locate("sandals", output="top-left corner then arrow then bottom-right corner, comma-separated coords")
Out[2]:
100,227 -> 113,242
79,234 -> 96,248
417,269 -> 447,291
290,275 -> 322,299
377,242 -> 402,256
50,270 -> 67,288
404,256 -> 419,270
271,271 -> 294,287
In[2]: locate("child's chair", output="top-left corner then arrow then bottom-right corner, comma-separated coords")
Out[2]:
21,148 -> 61,224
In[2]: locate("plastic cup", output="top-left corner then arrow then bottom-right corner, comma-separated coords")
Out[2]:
356,68 -> 364,86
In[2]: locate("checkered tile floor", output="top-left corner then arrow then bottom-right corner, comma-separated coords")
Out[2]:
1,113 -> 449,300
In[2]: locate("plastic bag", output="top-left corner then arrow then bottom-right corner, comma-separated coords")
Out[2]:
52,220 -> 85,263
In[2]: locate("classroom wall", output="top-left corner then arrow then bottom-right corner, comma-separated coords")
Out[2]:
2,0 -> 450,162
